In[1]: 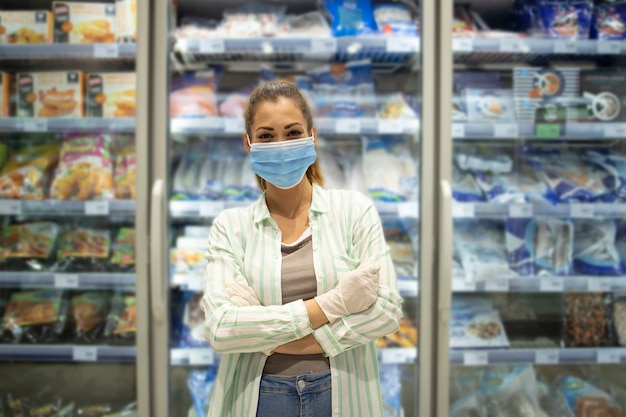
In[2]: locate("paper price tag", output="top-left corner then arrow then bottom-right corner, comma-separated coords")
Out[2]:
453,280 -> 477,291
199,38 -> 225,53
535,349 -> 559,364
463,351 -> 488,366
453,38 -> 473,52
185,39 -> 200,53
199,201 -> 225,218
73,346 -> 98,362
311,38 -> 337,53
499,39 -> 524,53
378,119 -> 404,134
387,37 -> 418,53
189,348 -> 214,365
588,278 -> 611,292
23,118 -> 48,132
540,277 -> 564,292
509,204 -> 533,218
187,276 -> 204,292
0,200 -> 22,215
335,119 -> 360,134
570,204 -> 594,218
397,280 -> 418,296
381,348 -> 416,364
597,349 -> 621,364
54,274 -> 79,288
452,203 -> 475,218
85,201 -> 110,215
605,124 -> 626,138
554,40 -> 577,54
398,202 -> 418,218
598,41 -> 621,54
94,43 -> 119,58
485,279 -> 509,292
224,118 -> 244,133
494,124 -> 519,138
452,124 -> 465,138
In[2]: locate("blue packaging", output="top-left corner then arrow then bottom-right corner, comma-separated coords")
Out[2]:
537,0 -> 594,39
535,219 -> 574,276
573,219 -> 624,275
379,365 -> 402,416
474,170 -> 556,204
592,1 -> 626,40
373,4 -> 418,36
513,0 -> 539,33
188,367 -> 218,417
179,291 -> 210,348
452,165 -> 484,202
506,218 -> 536,276
323,0 -> 378,37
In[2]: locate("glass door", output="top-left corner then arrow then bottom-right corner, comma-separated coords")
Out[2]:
0,0 -> 150,416
149,0 -> 436,416
438,0 -> 626,416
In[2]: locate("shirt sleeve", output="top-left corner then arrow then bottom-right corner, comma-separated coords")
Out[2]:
313,196 -> 404,357
200,213 -> 313,354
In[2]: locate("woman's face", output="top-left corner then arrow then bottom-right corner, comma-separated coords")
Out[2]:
245,97 -> 315,148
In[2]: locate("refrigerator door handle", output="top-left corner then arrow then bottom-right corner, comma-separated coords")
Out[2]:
150,179 -> 166,325
439,180 -> 453,315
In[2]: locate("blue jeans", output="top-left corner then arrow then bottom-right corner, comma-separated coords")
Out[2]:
256,370 -> 332,417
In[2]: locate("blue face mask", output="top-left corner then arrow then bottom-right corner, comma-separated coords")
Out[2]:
247,135 -> 317,190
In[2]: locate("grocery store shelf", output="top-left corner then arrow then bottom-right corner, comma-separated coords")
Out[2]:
171,117 -> 420,136
0,43 -> 137,61
452,122 -> 626,140
0,345 -> 136,363
0,200 -> 135,216
0,273 -> 136,290
0,118 -> 135,133
451,347 -> 626,366
452,202 -> 626,219
453,276 -> 626,293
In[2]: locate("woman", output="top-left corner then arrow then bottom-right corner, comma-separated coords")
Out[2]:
201,80 -> 403,417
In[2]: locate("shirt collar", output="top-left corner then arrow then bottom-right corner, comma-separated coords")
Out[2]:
252,183 -> 328,224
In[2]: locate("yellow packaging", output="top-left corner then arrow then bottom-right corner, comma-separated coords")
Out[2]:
52,2 -> 116,44
116,0 -> 136,42
16,71 -> 84,118
0,11 -> 53,44
1,73 -> 10,117
86,72 -> 135,118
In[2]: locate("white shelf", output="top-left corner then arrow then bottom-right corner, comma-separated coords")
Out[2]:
0,344 -> 136,363
451,347 -> 626,366
171,117 -> 419,136
0,200 -> 135,216
452,122 -> 626,140
452,276 -> 626,293
453,38 -> 626,55
452,202 -> 626,219
0,43 -> 136,60
0,272 -> 135,290
0,118 -> 135,133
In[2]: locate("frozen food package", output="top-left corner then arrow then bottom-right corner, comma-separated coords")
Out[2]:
379,365 -> 402,416
573,219 -> 623,276
1,289 -> 68,344
537,0 -> 594,39
453,4 -> 477,37
592,1 -> 626,40
308,60 -> 377,118
535,219 -> 574,276
465,89 -> 516,122
53,2 -> 116,44
116,0 -> 137,42
114,143 -> 136,199
452,164 -> 484,202
104,292 -> 136,344
219,2 -> 286,37
450,391 -> 487,417
50,134 -> 114,200
449,308 -> 509,348
454,71 -> 504,94
373,4 -> 419,36
563,293 -> 615,347
323,0 -> 378,37
16,71 -> 85,118
556,375 -> 623,416
580,70 -> 626,122
170,72 -> 219,118
0,222 -> 60,271
1,72 -> 11,117
474,169 -> 555,204
377,93 -> 418,119
479,365 -> 543,417
362,137 -> 417,202
110,228 -> 135,272
171,248 -> 205,276
86,73 -> 136,118
55,228 -> 111,272
71,291 -> 109,343
218,92 -> 248,118
454,145 -> 513,174
0,143 -> 60,200
613,294 -> 626,346
178,292 -> 208,348
0,11 -> 53,44
277,11 -> 331,38
318,148 -> 347,190
455,220 -> 511,281
188,367 -> 217,417
506,218 -> 536,277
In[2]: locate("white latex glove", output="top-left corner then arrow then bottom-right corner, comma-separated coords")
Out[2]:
315,261 -> 380,323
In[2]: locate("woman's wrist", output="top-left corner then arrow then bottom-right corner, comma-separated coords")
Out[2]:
304,298 -> 329,330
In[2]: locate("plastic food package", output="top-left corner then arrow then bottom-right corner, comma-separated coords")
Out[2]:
188,367 -> 218,417
455,221 -> 511,282
556,375 -> 624,416
563,293 -> 614,347
86,72 -> 136,118
323,0 -> 378,37
0,144 -> 60,200
110,228 -> 135,271
219,3 -> 286,37
277,11 -> 331,38
453,4 -> 476,37
465,89 -> 516,122
537,0 -> 593,39
450,308 -> 509,348
379,365 -> 402,416
479,365 -> 543,417
71,291 -> 109,343
592,1 -> 626,40
377,93 -> 418,119
104,292 -> 136,343
50,134 -> 114,200
450,391 -> 487,417
452,164 -> 484,202
454,146 -> 513,174
573,219 -> 623,276
114,143 -> 136,199
373,4 -> 418,36
475,169 -> 555,204
0,222 -> 60,271
317,148 -> 347,190
362,137 -> 417,202
1,289 -> 68,343
580,70 -> 626,123
55,228 -> 111,272
17,71 -> 85,118
52,2 -> 116,44
170,71 -> 219,118
178,292 -> 208,348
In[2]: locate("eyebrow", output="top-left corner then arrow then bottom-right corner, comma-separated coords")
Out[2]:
255,122 -> 303,132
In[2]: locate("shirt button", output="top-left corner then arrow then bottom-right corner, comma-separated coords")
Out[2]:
334,408 -> 339,414
298,380 -> 305,390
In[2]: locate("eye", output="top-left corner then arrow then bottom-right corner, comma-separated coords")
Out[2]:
258,133 -> 274,140
287,129 -> 303,137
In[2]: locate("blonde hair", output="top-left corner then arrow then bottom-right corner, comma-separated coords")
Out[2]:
244,80 -> 324,191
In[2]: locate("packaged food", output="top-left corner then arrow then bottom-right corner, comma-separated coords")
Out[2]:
50,134 -> 114,200
110,228 -> 135,271
219,2 -> 286,37
537,0 -> 594,39
170,72 -> 219,118
375,316 -> 417,348
592,2 -> 626,40
104,292 -> 135,343
1,289 -> 68,343
323,0 -> 378,37
177,291 -> 208,348
0,222 -> 60,271
277,11 -> 331,38
114,143 -> 136,199
465,89 -> 516,122
453,4 -> 477,37
0,72 -> 10,117
474,169 -> 555,204
479,365 -> 543,417
71,291 -> 109,343
455,221 -> 510,281
614,295 -> 626,346
449,308 -> 509,348
373,4 -> 418,36
188,367 -> 217,417
580,69 -> 626,122
53,2 -> 116,44
377,93 -> 418,119
86,73 -> 136,118
450,391 -> 487,417
16,71 -> 84,118
171,249 -> 205,276
0,143 -> 60,200
573,219 -> 623,276
0,11 -> 53,44
452,164 -> 484,202
115,0 -> 137,42
55,228 -> 111,272
563,293 -> 614,347
556,376 -> 623,416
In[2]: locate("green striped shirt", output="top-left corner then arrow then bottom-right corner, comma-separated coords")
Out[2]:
201,184 -> 403,417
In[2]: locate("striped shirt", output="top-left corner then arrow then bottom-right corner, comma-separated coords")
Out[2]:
201,184 -> 403,417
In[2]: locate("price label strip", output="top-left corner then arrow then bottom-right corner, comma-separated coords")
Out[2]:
554,40 -> 577,54
335,119 -> 360,134
311,38 -> 337,54
397,202 -> 418,219
0,200 -> 22,215
540,277 -> 564,292
598,41 -> 621,55
588,278 -> 611,292
485,279 -> 509,292
380,348 -> 416,364
535,349 -> 559,365
387,37 -> 419,53
452,124 -> 466,138
494,124 -> 519,138
73,346 -> 98,362
200,201 -> 225,218
463,351 -> 488,366
453,38 -> 473,52
94,44 -> 119,58
189,348 -> 214,365
54,274 -> 80,288
570,204 -> 594,218
85,201 -> 110,215
452,203 -> 475,218
605,124 -> 626,138
224,118 -> 244,133
23,118 -> 48,132
378,119 -> 405,134
199,39 -> 225,54
597,349 -> 621,364
509,204 -> 533,218
453,279 -> 477,292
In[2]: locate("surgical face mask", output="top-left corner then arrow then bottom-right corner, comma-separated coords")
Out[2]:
247,135 -> 317,190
